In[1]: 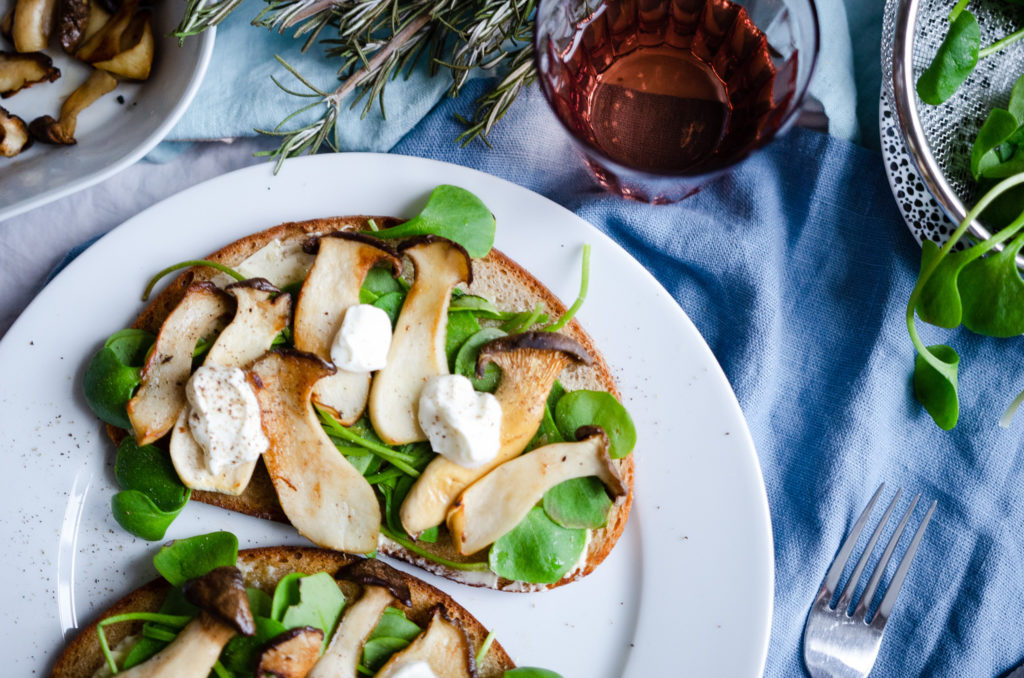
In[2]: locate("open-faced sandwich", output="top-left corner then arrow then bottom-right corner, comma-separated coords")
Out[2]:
83,185 -> 636,592
52,531 -> 560,678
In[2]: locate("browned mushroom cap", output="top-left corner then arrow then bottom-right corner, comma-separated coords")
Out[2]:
397,235 -> 474,285
255,627 -> 324,678
12,0 -> 57,52
335,558 -> 412,607
74,0 -> 135,62
182,566 -> 256,636
399,331 -> 592,537
373,605 -> 477,678
29,68 -> 117,145
0,51 -> 59,98
56,0 -> 88,51
0,106 -> 30,157
301,230 -> 402,260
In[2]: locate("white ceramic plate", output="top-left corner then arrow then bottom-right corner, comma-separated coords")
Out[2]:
0,154 -> 774,676
0,0 -> 214,222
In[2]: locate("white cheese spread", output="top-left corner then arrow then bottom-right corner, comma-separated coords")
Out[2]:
186,365 -> 268,474
330,304 -> 392,372
417,374 -> 501,469
390,661 -> 439,678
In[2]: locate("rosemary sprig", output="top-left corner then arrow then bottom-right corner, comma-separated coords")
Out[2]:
174,0 -> 539,170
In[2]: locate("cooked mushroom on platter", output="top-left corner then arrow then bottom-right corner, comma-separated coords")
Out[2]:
0,50 -> 59,97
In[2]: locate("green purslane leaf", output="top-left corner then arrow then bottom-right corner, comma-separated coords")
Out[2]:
958,231 -> 1024,337
278,572 -> 347,646
362,637 -> 411,673
373,291 -> 405,327
914,345 -> 961,430
449,294 -> 506,318
446,311 -> 482,371
543,477 -> 613,529
371,185 -> 496,258
83,329 -> 155,430
270,572 -> 304,621
369,607 -> 422,642
971,108 -> 1020,180
152,531 -> 239,587
120,588 -> 198,669
111,438 -> 191,540
360,266 -> 404,304
916,10 -> 980,105
914,240 -> 971,328
455,327 -> 507,392
554,390 -> 636,459
489,506 -> 586,584
504,669 -> 565,678
110,491 -> 182,542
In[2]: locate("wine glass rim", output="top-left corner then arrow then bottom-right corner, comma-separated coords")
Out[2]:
532,0 -> 823,181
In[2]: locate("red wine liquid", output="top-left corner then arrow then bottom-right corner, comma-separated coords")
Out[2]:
543,0 -> 786,176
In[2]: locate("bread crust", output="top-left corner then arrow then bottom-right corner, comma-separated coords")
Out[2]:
113,216 -> 635,591
50,547 -> 514,678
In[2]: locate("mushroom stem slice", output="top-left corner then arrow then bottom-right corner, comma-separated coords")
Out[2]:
115,614 -> 237,678
374,606 -> 477,678
92,10 -> 152,80
127,282 -> 232,446
307,586 -> 395,678
256,627 -> 325,678
249,350 -> 381,553
29,67 -> 117,145
447,428 -> 625,556
369,236 -> 472,446
73,0 -> 135,62
169,281 -> 291,495
294,233 -> 400,425
12,0 -> 57,52
0,51 -> 60,98
400,332 -> 591,536
0,105 -> 30,157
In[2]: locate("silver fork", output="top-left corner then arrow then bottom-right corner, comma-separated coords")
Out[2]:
802,484 -> 937,678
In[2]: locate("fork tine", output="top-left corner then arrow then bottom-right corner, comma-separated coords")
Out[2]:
836,488 -> 902,611
855,493 -> 921,618
873,499 -> 937,622
822,484 -> 885,595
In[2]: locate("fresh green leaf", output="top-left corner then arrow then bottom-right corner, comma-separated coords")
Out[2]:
446,312 -> 482,371
368,607 -> 422,642
971,108 -> 1019,180
1009,71 -> 1024,121
111,491 -> 184,541
543,477 -> 612,529
554,391 -> 636,459
373,291 -> 405,327
504,669 -> 565,678
248,588 -> 273,618
115,438 -> 190,511
545,244 -> 591,332
372,185 -> 496,258
361,266 -> 403,304
362,637 -> 411,673
220,615 -> 289,675
318,408 -> 423,477
913,344 -> 960,430
958,231 -> 1024,336
455,327 -> 506,392
379,525 -> 490,572
279,572 -> 347,643
489,506 -> 586,584
122,589 -> 198,669
450,294 -> 505,318
914,240 -> 972,328
152,531 -> 239,587
271,573 -> 304,621
501,305 -> 549,334
82,330 -> 155,430
916,10 -> 980,105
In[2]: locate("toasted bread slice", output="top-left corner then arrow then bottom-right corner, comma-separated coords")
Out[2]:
112,216 -> 634,591
51,547 -> 515,678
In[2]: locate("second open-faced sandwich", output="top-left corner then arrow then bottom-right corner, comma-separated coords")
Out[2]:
83,185 -> 637,592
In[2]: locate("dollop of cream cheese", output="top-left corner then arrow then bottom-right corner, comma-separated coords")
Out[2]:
390,661 -> 439,678
330,304 -> 392,372
186,365 -> 269,474
418,374 -> 501,468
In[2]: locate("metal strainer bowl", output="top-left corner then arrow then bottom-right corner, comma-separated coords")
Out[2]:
883,0 -> 1024,245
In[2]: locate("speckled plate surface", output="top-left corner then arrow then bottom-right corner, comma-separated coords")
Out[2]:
0,154 -> 773,676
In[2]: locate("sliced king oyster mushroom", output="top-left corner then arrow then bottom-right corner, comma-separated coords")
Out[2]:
369,236 -> 472,446
400,332 -> 592,536
127,282 -> 232,445
373,606 -> 476,678
307,585 -> 395,678
255,626 -> 324,678
169,280 -> 291,495
294,232 -> 401,425
249,350 -> 381,553
118,567 -> 254,678
447,427 -> 626,556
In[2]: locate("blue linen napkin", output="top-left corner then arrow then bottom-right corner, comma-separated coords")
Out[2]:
166,0 -> 867,146
379,82 -> 1023,677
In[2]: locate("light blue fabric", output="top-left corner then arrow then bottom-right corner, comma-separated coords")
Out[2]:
378,82 -> 1021,677
166,0 -> 868,146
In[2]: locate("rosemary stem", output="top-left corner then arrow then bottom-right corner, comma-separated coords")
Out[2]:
327,13 -> 432,105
